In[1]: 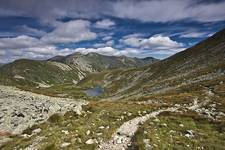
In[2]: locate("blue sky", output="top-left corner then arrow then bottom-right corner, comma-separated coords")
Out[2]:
0,0 -> 225,63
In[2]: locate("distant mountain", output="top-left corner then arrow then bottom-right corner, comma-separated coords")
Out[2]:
48,52 -> 158,72
48,55 -> 65,62
0,53 -> 158,87
80,28 -> 225,99
0,59 -> 80,87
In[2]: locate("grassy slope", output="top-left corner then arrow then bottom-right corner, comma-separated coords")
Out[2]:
0,59 -> 79,87
78,29 -> 225,99
134,111 -> 225,150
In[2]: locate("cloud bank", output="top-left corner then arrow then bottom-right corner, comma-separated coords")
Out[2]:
0,0 -> 225,24
0,0 -> 224,63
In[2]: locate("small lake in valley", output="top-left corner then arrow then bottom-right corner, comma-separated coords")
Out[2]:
84,86 -> 104,97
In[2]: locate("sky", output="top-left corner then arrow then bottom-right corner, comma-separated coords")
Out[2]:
0,0 -> 225,63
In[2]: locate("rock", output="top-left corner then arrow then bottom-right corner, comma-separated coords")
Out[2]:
61,142 -> 71,148
127,113 -> 132,116
99,126 -> 105,129
207,90 -> 214,97
179,124 -> 184,127
138,111 -> 142,116
32,128 -> 42,134
76,137 -> 82,143
86,130 -> 91,135
142,111 -> 147,114
175,104 -> 180,107
62,130 -> 69,135
21,134 -> 32,138
17,113 -> 25,118
143,139 -> 153,150
162,123 -> 167,127
75,105 -> 83,115
184,130 -> 194,138
85,139 -> 95,145
96,132 -> 102,136
49,103 -> 61,113
116,137 -> 123,144
153,118 -> 160,122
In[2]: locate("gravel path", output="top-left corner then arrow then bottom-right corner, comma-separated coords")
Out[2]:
98,107 -> 178,150
98,95 -> 212,150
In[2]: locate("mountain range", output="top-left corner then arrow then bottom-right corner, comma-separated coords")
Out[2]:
0,52 -> 157,88
0,29 -> 224,98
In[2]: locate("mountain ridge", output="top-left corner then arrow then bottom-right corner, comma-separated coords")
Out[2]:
0,52 -> 158,88
48,52 -> 158,72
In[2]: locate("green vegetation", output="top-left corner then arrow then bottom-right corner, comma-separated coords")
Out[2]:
133,111 -> 225,150
0,59 -> 79,86
0,101 -> 158,150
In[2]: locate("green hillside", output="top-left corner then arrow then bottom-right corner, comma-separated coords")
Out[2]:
79,29 -> 225,99
0,59 -> 79,87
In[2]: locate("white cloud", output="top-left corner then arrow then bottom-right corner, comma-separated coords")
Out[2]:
41,20 -> 97,44
179,32 -> 211,38
142,35 -> 183,49
111,0 -> 225,23
0,50 -> 5,56
119,34 -> 186,59
122,34 -> 183,49
106,40 -> 114,46
102,35 -> 112,41
93,43 -> 106,48
122,37 -> 142,47
16,25 -> 46,37
0,35 -> 42,49
0,19 -> 99,63
0,25 -> 88,63
122,33 -> 145,39
74,46 -> 144,58
94,19 -> 115,29
0,44 -> 75,63
75,47 -> 118,56
1,0 -> 225,23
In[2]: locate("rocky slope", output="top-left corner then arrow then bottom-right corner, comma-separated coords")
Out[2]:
0,85 -> 86,135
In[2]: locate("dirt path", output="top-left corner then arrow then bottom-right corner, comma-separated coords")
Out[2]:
98,95 -> 212,150
98,107 -> 177,150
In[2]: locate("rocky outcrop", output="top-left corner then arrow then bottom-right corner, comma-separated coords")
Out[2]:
0,85 -> 87,134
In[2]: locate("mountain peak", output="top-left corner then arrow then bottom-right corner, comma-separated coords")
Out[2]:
48,51 -> 158,72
